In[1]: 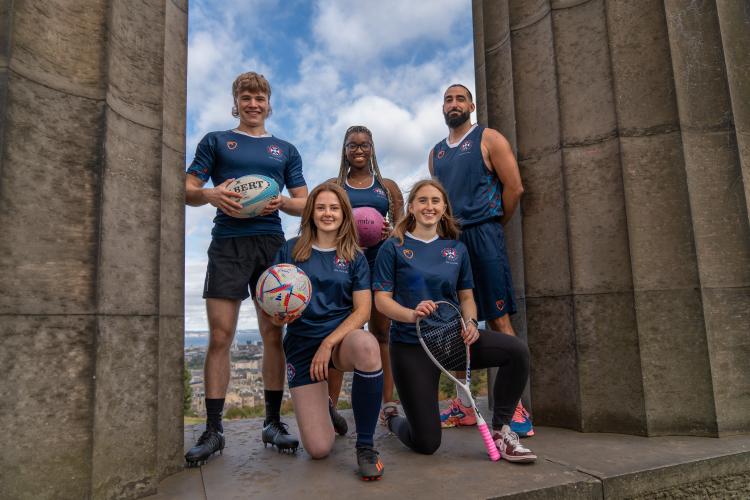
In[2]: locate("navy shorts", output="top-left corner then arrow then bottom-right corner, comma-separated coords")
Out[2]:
460,220 -> 516,321
283,334 -> 338,389
203,234 -> 285,301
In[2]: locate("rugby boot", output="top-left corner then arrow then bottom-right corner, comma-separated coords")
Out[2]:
356,446 -> 384,481
329,398 -> 349,436
185,427 -> 225,467
262,419 -> 299,453
381,402 -> 399,432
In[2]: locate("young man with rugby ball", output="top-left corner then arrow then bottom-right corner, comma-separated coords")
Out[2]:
185,72 -> 308,465
429,84 -> 533,437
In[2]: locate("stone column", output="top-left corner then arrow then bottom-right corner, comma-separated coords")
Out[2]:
664,0 -> 750,435
475,0 -> 750,436
606,0 -> 715,436
716,1 -> 750,227
476,0 -> 530,409
0,1 -> 187,499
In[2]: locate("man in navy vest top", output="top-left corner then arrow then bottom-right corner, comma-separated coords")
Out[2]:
184,72 -> 308,465
429,84 -> 534,437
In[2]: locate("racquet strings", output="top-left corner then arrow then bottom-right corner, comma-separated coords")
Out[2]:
419,303 -> 467,372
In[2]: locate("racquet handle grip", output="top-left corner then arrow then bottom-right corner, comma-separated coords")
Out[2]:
478,423 -> 500,461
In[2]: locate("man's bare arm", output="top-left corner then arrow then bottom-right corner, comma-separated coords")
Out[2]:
484,129 -> 523,226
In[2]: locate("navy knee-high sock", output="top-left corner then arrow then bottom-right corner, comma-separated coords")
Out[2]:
351,368 -> 384,448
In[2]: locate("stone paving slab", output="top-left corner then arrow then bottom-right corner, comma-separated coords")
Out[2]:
147,402 -> 750,500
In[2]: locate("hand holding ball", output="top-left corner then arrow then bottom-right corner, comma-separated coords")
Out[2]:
227,175 -> 280,218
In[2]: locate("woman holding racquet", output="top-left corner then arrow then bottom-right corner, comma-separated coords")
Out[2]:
373,179 -> 536,462
265,183 -> 385,480
326,125 -> 405,434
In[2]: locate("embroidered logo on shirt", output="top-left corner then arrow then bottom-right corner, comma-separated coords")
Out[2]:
442,247 -> 458,262
460,139 -> 473,152
267,144 -> 282,157
402,248 -> 414,259
496,299 -> 505,311
437,149 -> 446,159
286,363 -> 296,381
373,187 -> 387,198
227,140 -> 238,150
334,256 -> 350,272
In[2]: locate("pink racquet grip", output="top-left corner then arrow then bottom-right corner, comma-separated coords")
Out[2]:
478,423 -> 501,461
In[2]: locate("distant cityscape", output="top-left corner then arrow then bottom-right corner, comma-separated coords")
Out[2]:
185,330 -> 353,417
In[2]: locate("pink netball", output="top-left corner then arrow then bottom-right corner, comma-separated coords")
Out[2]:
353,207 -> 384,248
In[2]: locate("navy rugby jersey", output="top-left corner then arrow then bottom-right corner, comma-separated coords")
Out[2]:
187,130 -> 306,238
344,177 -> 389,216
431,124 -> 503,226
344,177 -> 390,266
274,238 -> 370,340
372,234 -> 474,344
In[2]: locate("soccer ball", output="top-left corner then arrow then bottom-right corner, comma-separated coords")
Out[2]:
255,264 -> 312,320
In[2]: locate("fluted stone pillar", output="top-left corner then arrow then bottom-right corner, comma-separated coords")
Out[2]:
716,1 -> 750,228
474,0 -> 750,436
477,0 -> 532,409
0,1 -> 187,498
664,0 -> 750,435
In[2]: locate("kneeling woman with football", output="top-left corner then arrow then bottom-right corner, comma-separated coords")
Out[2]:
263,182 -> 385,480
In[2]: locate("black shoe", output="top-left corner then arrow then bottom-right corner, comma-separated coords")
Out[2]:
329,398 -> 349,436
262,420 -> 299,453
356,446 -> 384,481
185,428 -> 225,467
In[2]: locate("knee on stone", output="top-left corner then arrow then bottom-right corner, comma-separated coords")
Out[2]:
304,439 -> 332,460
413,435 -> 441,455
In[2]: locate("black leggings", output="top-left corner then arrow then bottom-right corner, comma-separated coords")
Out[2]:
390,329 -> 529,455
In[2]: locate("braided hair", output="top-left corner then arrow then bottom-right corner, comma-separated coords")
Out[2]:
336,125 -> 396,225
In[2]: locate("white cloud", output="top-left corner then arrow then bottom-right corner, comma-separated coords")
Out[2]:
313,0 -> 470,64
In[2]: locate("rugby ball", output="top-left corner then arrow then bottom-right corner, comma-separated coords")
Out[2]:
255,264 -> 312,321
353,207 -> 385,248
227,175 -> 279,218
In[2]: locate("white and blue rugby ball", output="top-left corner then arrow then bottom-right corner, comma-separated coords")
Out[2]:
227,175 -> 280,218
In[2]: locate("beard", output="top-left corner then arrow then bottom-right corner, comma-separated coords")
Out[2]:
444,109 -> 470,128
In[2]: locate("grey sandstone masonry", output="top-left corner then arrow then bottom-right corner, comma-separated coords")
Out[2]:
473,0 -> 750,437
473,0 -> 750,436
0,1 -> 187,499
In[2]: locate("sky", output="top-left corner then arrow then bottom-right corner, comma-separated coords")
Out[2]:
185,0 -> 476,332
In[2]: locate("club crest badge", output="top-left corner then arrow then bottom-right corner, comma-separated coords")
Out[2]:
437,149 -> 446,159
227,140 -> 237,150
402,248 -> 414,259
460,140 -> 473,152
267,144 -> 282,157
286,363 -> 296,381
373,187 -> 387,198
334,256 -> 350,271
442,247 -> 458,262
496,299 -> 505,311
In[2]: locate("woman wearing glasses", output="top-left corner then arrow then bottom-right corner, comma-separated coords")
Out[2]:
325,125 -> 404,435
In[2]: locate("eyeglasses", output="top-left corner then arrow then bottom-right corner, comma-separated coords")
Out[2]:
345,142 -> 372,152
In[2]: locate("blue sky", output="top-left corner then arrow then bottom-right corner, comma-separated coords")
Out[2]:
185,0 -> 476,331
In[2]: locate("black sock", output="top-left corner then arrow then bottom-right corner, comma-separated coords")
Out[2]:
264,390 -> 283,424
205,398 -> 225,432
